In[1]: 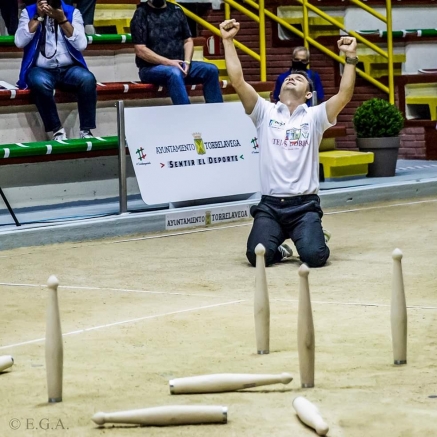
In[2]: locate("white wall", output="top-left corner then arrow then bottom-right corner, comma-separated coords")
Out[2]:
403,43 -> 437,74
345,6 -> 437,31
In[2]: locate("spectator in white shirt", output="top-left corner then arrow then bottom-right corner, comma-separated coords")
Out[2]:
220,19 -> 358,268
15,0 -> 96,140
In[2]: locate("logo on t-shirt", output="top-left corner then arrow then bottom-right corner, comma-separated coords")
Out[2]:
285,128 -> 301,141
269,119 -> 285,129
272,124 -> 309,149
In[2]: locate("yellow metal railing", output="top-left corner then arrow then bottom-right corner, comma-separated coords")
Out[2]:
294,0 -> 395,103
171,0 -> 395,101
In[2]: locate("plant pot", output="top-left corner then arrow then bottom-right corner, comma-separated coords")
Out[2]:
356,137 -> 400,177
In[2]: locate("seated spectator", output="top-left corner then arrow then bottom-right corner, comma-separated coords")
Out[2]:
15,0 -> 97,140
130,0 -> 223,105
63,0 -> 96,34
0,0 -> 19,35
273,46 -> 324,106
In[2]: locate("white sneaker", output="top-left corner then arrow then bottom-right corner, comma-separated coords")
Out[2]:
85,24 -> 96,35
323,229 -> 331,244
80,130 -> 94,139
53,128 -> 67,141
278,243 -> 293,261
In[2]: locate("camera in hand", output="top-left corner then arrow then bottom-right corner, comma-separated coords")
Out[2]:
47,0 -> 62,9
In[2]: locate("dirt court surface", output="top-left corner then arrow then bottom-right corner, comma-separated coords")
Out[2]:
1,198 -> 437,437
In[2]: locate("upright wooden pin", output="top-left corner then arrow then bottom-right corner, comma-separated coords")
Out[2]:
297,264 -> 315,388
391,248 -> 407,365
254,243 -> 270,354
91,405 -> 228,426
0,355 -> 14,372
293,396 -> 329,436
45,275 -> 63,403
169,372 -> 293,394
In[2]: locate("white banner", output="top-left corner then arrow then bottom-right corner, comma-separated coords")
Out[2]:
166,204 -> 251,230
125,103 -> 260,205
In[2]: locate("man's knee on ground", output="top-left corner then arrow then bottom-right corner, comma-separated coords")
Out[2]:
299,247 -> 330,268
246,247 -> 277,267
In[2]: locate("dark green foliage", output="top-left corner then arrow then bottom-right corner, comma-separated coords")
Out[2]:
353,98 -> 404,138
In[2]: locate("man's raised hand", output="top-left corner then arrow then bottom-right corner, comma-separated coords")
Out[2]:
220,19 -> 240,39
337,36 -> 357,57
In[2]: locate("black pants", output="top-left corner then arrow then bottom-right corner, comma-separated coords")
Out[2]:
0,0 -> 18,35
63,0 -> 96,25
246,194 -> 330,268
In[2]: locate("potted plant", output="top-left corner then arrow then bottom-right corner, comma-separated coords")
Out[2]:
353,98 -> 404,177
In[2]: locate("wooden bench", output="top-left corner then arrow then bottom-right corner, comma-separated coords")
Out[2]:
352,47 -> 406,79
405,82 -> 437,120
0,80 -> 274,107
277,6 -> 344,38
319,126 -> 374,180
93,3 -> 136,34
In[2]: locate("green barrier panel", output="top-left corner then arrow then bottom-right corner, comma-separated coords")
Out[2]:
86,34 -> 132,44
0,136 -> 118,159
0,34 -> 133,47
358,28 -> 437,38
416,29 -> 437,37
357,29 -> 416,38
0,36 -> 15,46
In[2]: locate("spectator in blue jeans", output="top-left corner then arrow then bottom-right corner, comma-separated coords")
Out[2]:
15,0 -> 96,140
130,0 -> 223,105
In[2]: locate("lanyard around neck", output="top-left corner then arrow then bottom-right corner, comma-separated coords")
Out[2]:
39,17 -> 59,60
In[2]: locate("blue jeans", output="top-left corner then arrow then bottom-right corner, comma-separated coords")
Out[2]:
27,65 -> 97,133
246,195 -> 330,268
139,61 -> 223,105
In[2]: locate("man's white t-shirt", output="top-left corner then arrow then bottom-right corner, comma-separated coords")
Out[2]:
249,96 -> 335,197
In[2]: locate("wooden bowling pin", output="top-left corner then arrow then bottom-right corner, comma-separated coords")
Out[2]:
169,372 -> 293,394
391,248 -> 407,365
293,396 -> 329,436
91,405 -> 228,426
297,264 -> 315,388
254,243 -> 270,354
45,275 -> 63,403
0,355 -> 14,372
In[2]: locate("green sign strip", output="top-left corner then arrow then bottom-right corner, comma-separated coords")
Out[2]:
0,136 -> 118,159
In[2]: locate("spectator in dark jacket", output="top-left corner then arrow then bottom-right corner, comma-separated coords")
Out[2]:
273,46 -> 324,106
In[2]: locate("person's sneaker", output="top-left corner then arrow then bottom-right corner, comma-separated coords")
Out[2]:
85,24 -> 96,35
80,130 -> 94,139
278,243 -> 293,261
323,229 -> 331,244
52,128 -> 67,141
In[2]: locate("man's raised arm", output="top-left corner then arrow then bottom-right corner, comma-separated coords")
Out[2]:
326,36 -> 358,124
220,19 -> 258,114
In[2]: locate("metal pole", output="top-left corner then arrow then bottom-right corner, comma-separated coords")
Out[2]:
258,0 -> 266,81
0,187 -> 20,226
386,0 -> 395,104
116,100 -> 128,214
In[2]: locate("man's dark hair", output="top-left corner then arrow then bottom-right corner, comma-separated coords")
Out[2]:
290,69 -> 314,103
47,0 -> 62,9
